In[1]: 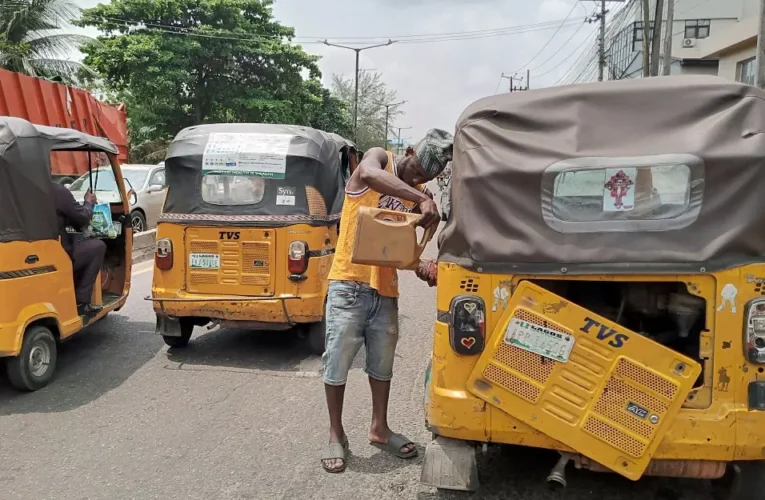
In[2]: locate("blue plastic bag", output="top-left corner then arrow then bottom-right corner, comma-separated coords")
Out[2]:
84,203 -> 117,239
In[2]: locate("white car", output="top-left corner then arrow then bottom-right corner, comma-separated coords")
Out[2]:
68,164 -> 167,233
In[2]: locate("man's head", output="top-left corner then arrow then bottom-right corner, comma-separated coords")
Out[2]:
397,129 -> 453,186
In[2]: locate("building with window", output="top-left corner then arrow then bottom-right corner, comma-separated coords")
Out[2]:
609,0 -> 758,81
697,15 -> 758,84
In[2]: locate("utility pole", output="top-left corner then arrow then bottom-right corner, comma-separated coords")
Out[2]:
662,0 -> 674,75
757,0 -> 765,87
500,72 -> 529,92
650,0 -> 665,76
393,126 -> 411,155
585,0 -> 626,81
380,101 -> 405,149
642,0 -> 651,77
598,0 -> 607,81
322,40 -> 397,142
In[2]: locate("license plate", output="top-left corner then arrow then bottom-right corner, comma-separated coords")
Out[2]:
189,253 -> 220,269
503,318 -> 574,363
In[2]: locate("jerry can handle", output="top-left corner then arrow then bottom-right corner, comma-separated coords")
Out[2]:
402,221 -> 438,270
373,212 -> 411,226
417,222 -> 437,250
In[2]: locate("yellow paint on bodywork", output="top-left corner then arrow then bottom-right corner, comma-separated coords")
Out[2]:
426,262 -> 765,479
151,222 -> 338,324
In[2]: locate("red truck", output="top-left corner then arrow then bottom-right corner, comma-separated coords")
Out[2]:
0,67 -> 128,183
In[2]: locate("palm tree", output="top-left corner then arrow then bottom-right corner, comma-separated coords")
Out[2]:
0,0 -> 94,79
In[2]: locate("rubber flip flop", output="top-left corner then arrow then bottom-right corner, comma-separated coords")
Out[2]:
370,433 -> 418,459
321,438 -> 349,473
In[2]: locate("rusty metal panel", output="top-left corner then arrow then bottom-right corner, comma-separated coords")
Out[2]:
0,68 -> 127,177
466,281 -> 701,481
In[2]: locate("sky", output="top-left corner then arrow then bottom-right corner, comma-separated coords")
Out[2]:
71,0 -> 602,142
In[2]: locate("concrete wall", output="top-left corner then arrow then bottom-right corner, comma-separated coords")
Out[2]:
717,45 -> 757,81
132,229 -> 156,264
629,0 -> 751,58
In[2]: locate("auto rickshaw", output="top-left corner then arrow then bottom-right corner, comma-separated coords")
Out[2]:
150,124 -> 352,353
421,76 -> 765,499
0,117 -> 132,391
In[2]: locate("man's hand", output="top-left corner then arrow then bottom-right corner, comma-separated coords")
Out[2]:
421,186 -> 434,199
84,190 -> 97,205
416,259 -> 437,287
417,198 -> 440,229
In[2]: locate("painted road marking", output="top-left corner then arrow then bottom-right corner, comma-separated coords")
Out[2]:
133,261 -> 154,276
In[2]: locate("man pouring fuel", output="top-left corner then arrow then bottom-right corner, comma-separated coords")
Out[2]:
320,129 -> 453,473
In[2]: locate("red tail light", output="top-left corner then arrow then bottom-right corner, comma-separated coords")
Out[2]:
449,295 -> 486,355
288,241 -> 308,275
155,238 -> 173,270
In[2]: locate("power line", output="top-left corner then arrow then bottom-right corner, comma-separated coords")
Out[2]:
529,15 -> 592,73
397,21 -> 584,44
507,0 -> 582,74
554,29 -> 600,84
537,24 -> 599,78
302,18 -> 587,41
81,15 -> 587,45
558,0 -> 639,84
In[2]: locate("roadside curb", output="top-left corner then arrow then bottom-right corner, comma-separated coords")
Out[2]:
132,229 -> 156,264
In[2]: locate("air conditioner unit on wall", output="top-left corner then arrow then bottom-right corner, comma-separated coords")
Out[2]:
683,38 -> 696,48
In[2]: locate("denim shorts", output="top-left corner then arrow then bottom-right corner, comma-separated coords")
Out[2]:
322,280 -> 399,386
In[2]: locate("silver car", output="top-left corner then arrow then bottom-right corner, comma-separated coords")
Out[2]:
68,164 -> 167,233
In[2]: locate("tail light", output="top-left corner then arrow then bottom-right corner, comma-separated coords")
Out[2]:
155,238 -> 173,270
449,295 -> 486,355
745,299 -> 765,363
288,241 -> 308,275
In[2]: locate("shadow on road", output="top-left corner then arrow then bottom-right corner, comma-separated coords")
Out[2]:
415,446 -> 712,500
163,326 -> 320,373
0,314 -> 161,415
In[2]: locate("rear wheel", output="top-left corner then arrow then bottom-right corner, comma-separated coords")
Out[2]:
131,210 -> 147,233
162,319 -> 194,348
308,316 -> 326,356
713,461 -> 765,500
6,326 -> 57,391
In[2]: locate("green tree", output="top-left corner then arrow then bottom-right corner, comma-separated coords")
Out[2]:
0,0 -> 94,78
78,0 -> 351,145
331,71 -> 402,151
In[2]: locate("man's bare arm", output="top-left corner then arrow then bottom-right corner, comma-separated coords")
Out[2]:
354,148 -> 429,205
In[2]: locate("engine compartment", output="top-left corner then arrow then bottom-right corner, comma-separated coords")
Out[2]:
530,280 -> 707,386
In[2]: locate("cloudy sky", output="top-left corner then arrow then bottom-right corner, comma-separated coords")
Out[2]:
72,0 -> 603,141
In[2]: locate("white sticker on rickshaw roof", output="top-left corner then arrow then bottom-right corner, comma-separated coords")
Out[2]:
276,186 -> 296,206
603,167 -> 637,212
202,133 -> 293,179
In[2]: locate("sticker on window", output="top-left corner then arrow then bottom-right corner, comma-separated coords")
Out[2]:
202,133 -> 293,179
543,155 -> 703,233
276,186 -> 296,206
603,168 -> 636,212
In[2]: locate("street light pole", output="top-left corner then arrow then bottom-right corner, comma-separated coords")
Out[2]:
322,40 -> 397,142
380,101 -> 405,148
394,126 -> 411,155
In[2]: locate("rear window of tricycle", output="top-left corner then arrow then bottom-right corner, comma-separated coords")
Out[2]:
543,155 -> 704,233
202,174 -> 266,206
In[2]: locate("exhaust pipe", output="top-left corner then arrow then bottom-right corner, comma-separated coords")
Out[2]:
547,453 -> 572,489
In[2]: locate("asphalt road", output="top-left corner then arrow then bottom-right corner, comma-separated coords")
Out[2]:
0,238 -> 715,500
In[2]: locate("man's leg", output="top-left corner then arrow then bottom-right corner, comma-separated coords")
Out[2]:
365,295 -> 416,457
72,239 -> 106,306
321,281 -> 369,471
